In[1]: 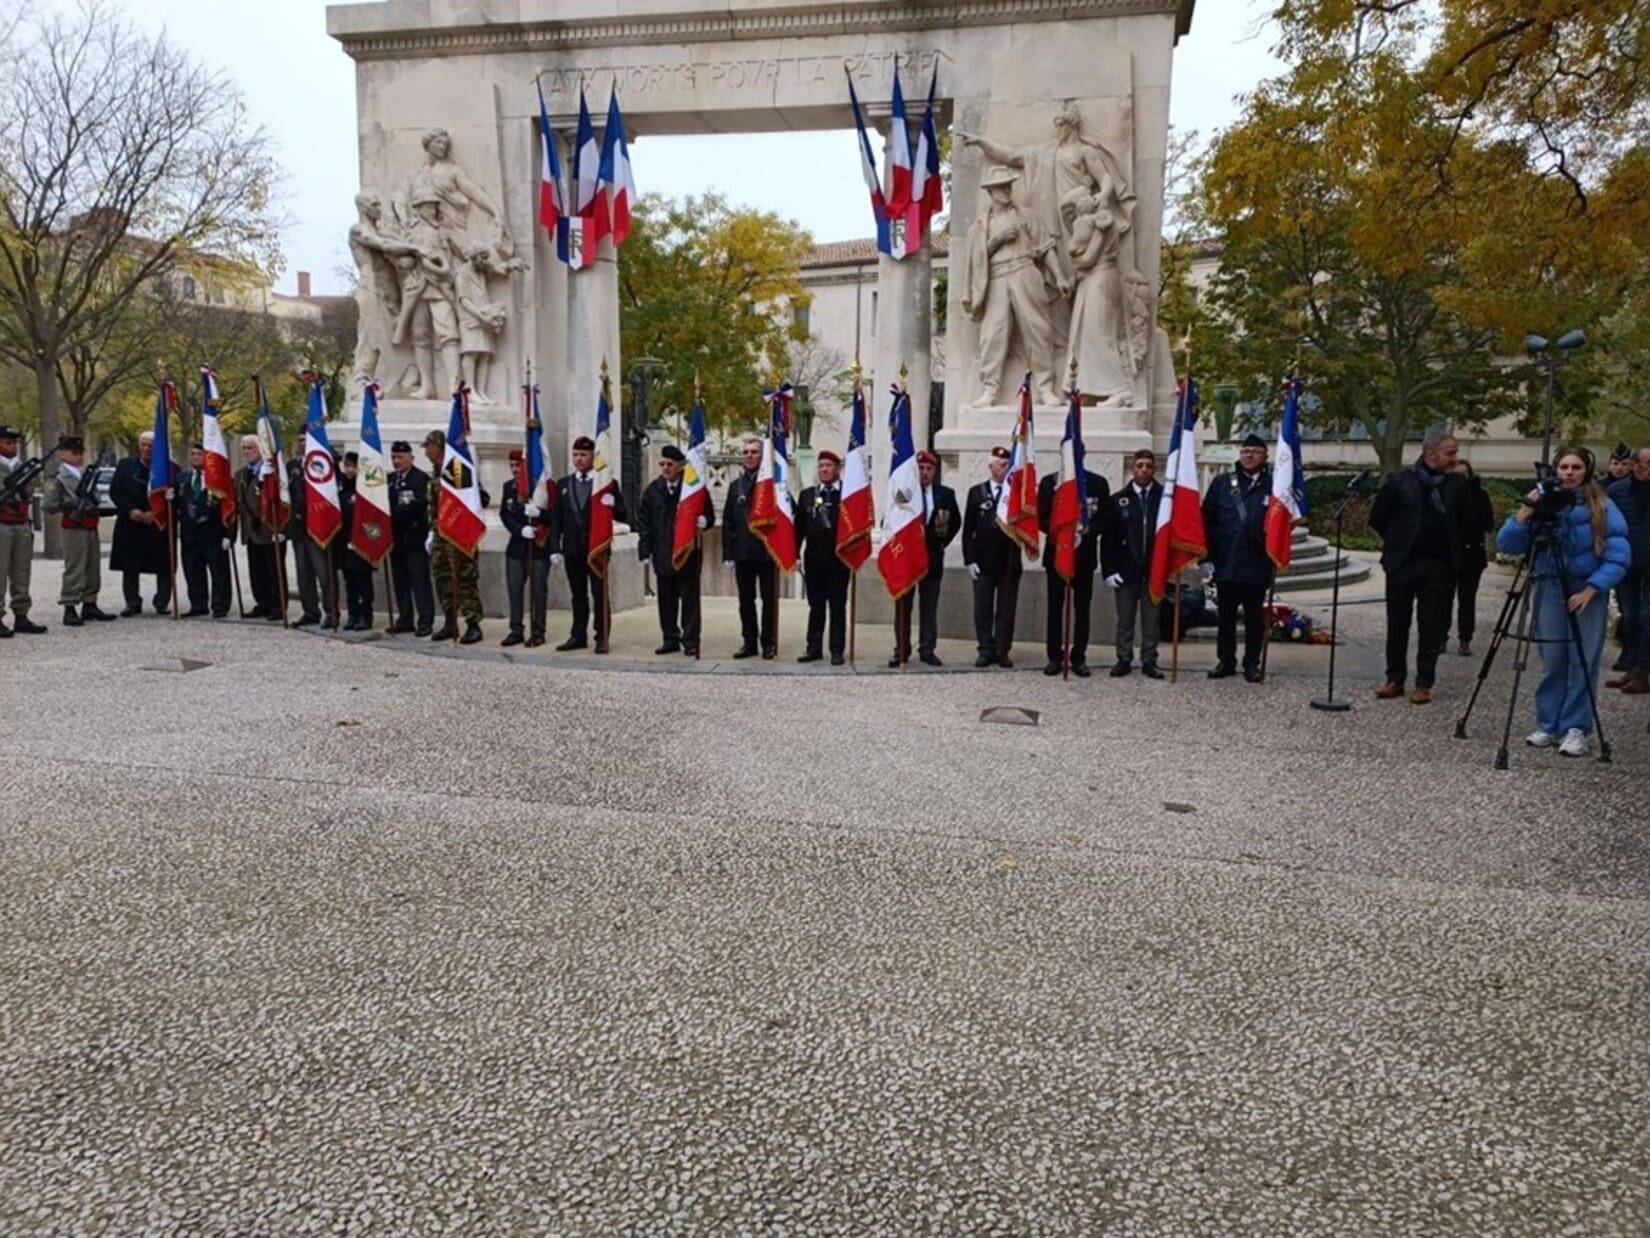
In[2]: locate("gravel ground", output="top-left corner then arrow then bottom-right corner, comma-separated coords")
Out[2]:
1,566 -> 1647,1234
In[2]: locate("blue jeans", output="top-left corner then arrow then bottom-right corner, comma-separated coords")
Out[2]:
1619,568 -> 1650,671
1531,573 -> 1608,735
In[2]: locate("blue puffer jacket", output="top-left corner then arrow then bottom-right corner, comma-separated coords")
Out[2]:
1497,492 -> 1631,592
1606,476 -> 1650,570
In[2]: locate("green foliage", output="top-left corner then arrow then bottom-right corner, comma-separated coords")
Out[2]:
618,192 -> 813,438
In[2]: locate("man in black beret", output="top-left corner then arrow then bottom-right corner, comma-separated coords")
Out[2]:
555,434 -> 618,652
1201,433 -> 1273,682
636,444 -> 712,655
387,438 -> 434,635
0,424 -> 47,635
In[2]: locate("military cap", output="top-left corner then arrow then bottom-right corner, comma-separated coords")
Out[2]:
916,450 -> 938,467
57,434 -> 85,452
508,448 -> 524,462
1611,442 -> 1632,462
390,439 -> 413,453
660,444 -> 686,463
423,429 -> 445,447
989,445 -> 1010,461
343,450 -> 360,464
1240,432 -> 1268,448
572,435 -> 595,452
817,449 -> 842,466
0,424 -> 21,440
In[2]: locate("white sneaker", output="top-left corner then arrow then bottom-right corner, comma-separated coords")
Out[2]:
1558,728 -> 1590,758
1525,730 -> 1556,748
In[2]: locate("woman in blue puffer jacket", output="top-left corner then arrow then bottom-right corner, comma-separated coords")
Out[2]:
1497,446 -> 1631,757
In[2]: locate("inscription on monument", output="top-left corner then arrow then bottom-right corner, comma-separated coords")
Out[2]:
539,50 -> 950,100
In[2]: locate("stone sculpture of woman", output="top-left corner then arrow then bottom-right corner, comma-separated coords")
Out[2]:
1061,183 -> 1134,402
406,128 -> 513,258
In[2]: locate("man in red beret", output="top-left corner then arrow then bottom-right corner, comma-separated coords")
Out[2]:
891,450 -> 961,666
962,445 -> 1023,667
795,450 -> 850,664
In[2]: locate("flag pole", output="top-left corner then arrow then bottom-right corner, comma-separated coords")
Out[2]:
382,560 -> 396,632
1260,568 -> 1277,683
693,369 -> 702,662
849,571 -> 857,668
253,372 -> 290,628
525,359 -> 544,654
162,376 -> 180,621
230,540 -> 245,619
1061,360 -> 1078,679
1171,577 -> 1183,685
326,543 -> 339,629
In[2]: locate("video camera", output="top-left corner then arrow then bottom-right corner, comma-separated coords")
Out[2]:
1526,477 -> 1577,521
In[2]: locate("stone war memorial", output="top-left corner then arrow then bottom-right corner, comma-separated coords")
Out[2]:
327,0 -> 1193,628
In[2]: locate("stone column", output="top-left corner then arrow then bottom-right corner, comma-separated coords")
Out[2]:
566,238 -> 621,469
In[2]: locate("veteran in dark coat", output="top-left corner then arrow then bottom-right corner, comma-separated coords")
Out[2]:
962,445 -> 1025,668
108,431 -> 175,616
1201,433 -> 1273,681
386,439 -> 434,635
177,444 -> 233,618
1101,448 -> 1165,678
1037,462 -> 1111,676
891,450 -> 961,666
795,450 -> 851,665
637,444 -> 711,656
721,437 -> 776,659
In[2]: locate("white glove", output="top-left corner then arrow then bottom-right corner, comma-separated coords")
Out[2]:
274,534 -> 286,545
695,516 -> 707,529
723,560 -> 733,568
600,493 -> 614,508
550,553 -> 565,567
424,532 -> 434,552
516,526 -> 534,540
221,538 -> 233,552
523,503 -> 540,519
1104,573 -> 1124,589
967,563 -> 981,581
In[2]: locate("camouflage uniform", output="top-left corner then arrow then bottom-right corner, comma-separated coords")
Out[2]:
427,467 -> 484,629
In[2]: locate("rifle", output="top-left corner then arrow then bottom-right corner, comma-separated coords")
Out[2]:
69,448 -> 113,522
0,444 -> 61,505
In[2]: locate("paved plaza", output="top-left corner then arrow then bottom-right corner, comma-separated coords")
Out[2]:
2,559 -> 1647,1233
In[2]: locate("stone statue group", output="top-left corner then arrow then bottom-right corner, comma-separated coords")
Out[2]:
958,102 -> 1151,409
349,129 -> 527,405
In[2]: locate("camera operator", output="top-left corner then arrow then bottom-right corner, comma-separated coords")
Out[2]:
1605,444 -> 1650,696
1496,447 -> 1630,757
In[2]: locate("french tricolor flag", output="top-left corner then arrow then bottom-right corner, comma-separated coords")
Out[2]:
1265,376 -> 1307,569
877,381 -> 927,600
750,384 -> 798,572
671,395 -> 711,571
835,375 -> 874,571
146,380 -> 176,529
902,69 -> 943,259
536,83 -> 570,266
884,71 -> 912,218
996,373 -> 1040,558
350,381 -> 394,566
1049,388 -> 1088,583
436,385 -> 487,557
588,375 -> 617,575
847,73 -> 891,256
570,87 -> 609,268
599,89 -> 636,248
199,367 -> 236,526
1146,376 -> 1208,602
301,377 -> 343,550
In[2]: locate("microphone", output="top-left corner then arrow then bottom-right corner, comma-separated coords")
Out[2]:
1345,469 -> 1372,494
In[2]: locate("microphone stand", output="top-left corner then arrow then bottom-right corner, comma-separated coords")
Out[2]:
1309,472 -> 1367,713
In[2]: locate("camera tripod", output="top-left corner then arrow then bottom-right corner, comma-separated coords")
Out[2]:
1453,519 -> 1611,769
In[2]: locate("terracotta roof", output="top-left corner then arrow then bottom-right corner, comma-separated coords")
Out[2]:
803,232 -> 950,268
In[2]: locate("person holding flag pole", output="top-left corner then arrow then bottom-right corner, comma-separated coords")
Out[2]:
835,361 -> 875,666
877,368 -> 928,670
1038,361 -> 1109,678
1144,337 -> 1209,683
251,373 -> 292,627
432,381 -> 489,645
299,374 -> 344,630
750,379 -> 799,659
148,376 -> 182,620
198,367 -> 242,618
501,361 -> 555,648
1260,372 -> 1308,682
664,376 -> 715,658
350,379 -> 396,631
555,364 -> 620,653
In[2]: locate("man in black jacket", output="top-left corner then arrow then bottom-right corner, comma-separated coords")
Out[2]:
891,450 -> 961,667
1369,430 -> 1464,705
555,434 -> 619,653
1036,458 -> 1111,676
721,437 -> 775,659
108,431 -> 175,617
1101,449 -> 1164,678
177,444 -> 233,617
285,454 -> 336,628
1201,434 -> 1274,682
637,445 -> 711,656
1606,445 -> 1650,694
499,448 -> 554,647
962,446 -> 1024,668
386,439 -> 434,636
336,452 -> 378,631
795,451 -> 850,665
1447,459 -> 1496,657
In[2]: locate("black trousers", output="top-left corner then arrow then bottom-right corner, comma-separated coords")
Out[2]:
181,539 -> 231,615
1216,580 -> 1268,673
1386,556 -> 1454,688
735,559 -> 777,651
342,568 -> 374,625
121,569 -> 172,611
506,553 -> 549,637
895,575 -> 942,658
1045,569 -> 1095,664
565,552 -> 609,643
972,562 -> 1021,658
246,543 -> 279,615
293,539 -> 336,620
1450,565 -> 1485,643
804,562 -> 849,656
656,557 -> 702,647
390,547 -> 434,628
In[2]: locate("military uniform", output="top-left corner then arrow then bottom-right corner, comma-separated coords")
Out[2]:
108,449 -> 175,616
286,456 -> 336,627
795,473 -> 849,664
387,450 -> 434,635
337,463 -> 377,630
235,461 -> 284,620
178,460 -> 234,617
426,431 -> 488,643
721,465 -> 775,657
1037,468 -> 1111,675
962,461 -> 1024,667
555,458 -> 618,652
893,459 -> 961,666
500,469 -> 554,646
1101,477 -> 1164,675
636,450 -> 711,655
43,439 -> 113,625
1202,452 -> 1274,680
0,426 -> 43,635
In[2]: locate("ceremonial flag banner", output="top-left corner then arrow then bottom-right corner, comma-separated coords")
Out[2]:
588,375 -> 617,575
1146,377 -> 1209,602
537,83 -> 570,266
301,379 -> 342,549
877,383 -> 927,600
1049,389 -> 1088,583
835,377 -> 874,571
599,89 -> 636,247
436,386 -> 486,557
885,72 -> 912,218
672,395 -> 711,570
1265,377 -> 1307,569
524,382 -> 553,545
847,74 -> 892,256
996,374 -> 1040,557
571,88 -> 609,268
199,368 -> 235,526
350,381 -> 394,566
147,381 -> 175,528
903,69 -> 943,259
254,386 -> 290,531
750,384 -> 798,571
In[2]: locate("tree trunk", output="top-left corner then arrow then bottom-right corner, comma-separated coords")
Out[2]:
33,356 -> 63,559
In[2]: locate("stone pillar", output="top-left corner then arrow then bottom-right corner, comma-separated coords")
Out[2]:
566,242 -> 621,470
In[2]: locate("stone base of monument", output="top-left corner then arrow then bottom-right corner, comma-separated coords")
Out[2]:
855,565 -> 1119,651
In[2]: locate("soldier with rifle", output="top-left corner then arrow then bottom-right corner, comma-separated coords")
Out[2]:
44,435 -> 117,626
0,424 -> 53,636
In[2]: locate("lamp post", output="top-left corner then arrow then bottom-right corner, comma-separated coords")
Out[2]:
1525,329 -> 1586,473
626,356 -> 666,519
1212,384 -> 1239,444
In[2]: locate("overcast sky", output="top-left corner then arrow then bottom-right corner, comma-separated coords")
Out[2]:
102,0 -> 1282,296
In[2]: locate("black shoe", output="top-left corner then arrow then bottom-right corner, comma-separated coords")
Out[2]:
389,622 -> 414,634
594,641 -> 609,655
431,624 -> 455,641
294,614 -> 319,628
247,607 -> 270,620
181,607 -> 209,618
0,621 -> 10,638
1071,663 -> 1091,678
996,656 -> 1014,669
266,611 -> 284,623
732,645 -> 758,659
460,623 -> 483,645
798,650 -> 823,663
681,645 -> 698,657
212,611 -> 229,619
120,603 -> 142,617
82,605 -> 115,622
1243,668 -> 1264,684
919,651 -> 942,667
974,654 -> 994,668
1109,662 -> 1132,678
831,654 -> 845,666
1612,651 -> 1633,672
414,624 -> 433,637
152,601 -> 170,615
12,617 -> 46,634
555,636 -> 587,651
655,641 -> 681,655
525,635 -> 546,649
761,648 -> 776,660
1208,663 -> 1237,679
501,631 -> 524,647
62,607 -> 83,627
1142,664 -> 1165,680
1044,662 -> 1061,676
887,657 -> 903,668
